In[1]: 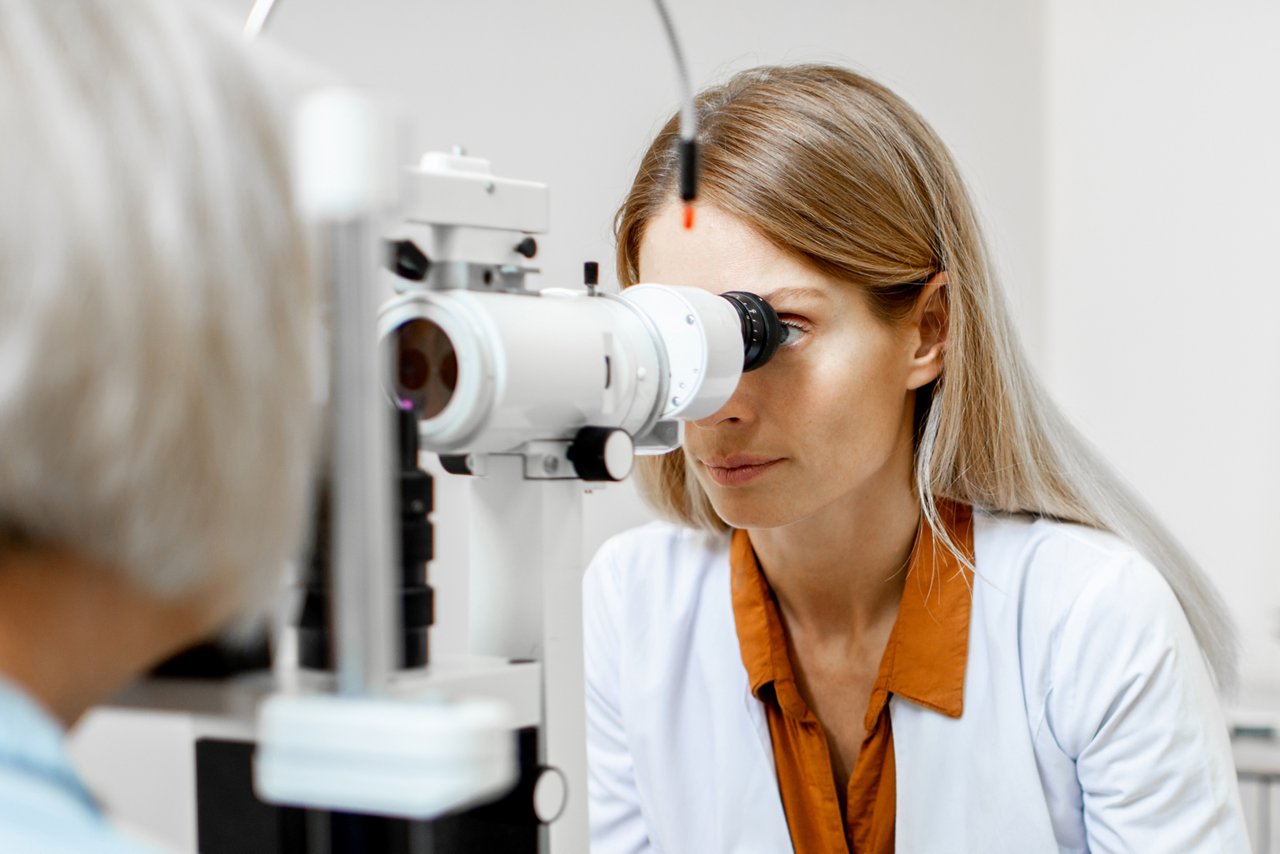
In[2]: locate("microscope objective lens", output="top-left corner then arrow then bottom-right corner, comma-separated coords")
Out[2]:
393,318 -> 458,419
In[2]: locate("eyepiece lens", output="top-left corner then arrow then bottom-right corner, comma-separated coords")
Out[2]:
440,349 -> 458,391
398,348 -> 430,391
721,291 -> 782,372
393,318 -> 458,419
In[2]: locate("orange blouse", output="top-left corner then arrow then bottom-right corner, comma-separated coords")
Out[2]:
729,501 -> 975,853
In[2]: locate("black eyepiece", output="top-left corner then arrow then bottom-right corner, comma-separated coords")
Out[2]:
721,291 -> 781,372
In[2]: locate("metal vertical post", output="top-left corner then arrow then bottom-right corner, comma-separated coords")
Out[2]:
294,89 -> 397,698
328,217 -> 396,696
469,461 -> 589,851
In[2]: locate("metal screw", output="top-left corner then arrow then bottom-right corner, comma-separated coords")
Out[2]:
671,396 -> 682,406
543,456 -> 559,473
685,314 -> 696,325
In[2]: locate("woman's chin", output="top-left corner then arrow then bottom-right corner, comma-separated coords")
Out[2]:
708,493 -> 804,531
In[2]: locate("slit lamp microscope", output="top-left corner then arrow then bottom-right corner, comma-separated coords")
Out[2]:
136,85 -> 787,853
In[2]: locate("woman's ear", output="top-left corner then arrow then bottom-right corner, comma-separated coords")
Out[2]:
905,271 -> 949,391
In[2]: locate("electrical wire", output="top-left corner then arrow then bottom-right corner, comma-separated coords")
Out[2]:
241,0 -> 699,209
243,0 -> 692,139
651,0 -> 700,213
243,0 -> 281,40
651,0 -> 696,143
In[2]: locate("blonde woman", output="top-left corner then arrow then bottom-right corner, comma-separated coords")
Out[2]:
0,1 -> 316,850
584,65 -> 1247,852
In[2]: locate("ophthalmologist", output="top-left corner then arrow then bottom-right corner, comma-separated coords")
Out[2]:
0,1 -> 318,850
584,65 -> 1248,852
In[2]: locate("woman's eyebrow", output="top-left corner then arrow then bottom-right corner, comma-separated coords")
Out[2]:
755,285 -> 827,305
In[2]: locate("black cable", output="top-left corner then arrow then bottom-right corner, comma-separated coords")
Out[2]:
652,0 -> 699,204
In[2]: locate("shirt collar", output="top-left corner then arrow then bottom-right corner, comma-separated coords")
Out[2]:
730,529 -> 788,698
868,500 -> 973,724
0,676 -> 98,810
729,500 -> 975,724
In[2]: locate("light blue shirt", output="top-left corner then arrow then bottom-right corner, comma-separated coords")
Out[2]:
0,678 -> 161,853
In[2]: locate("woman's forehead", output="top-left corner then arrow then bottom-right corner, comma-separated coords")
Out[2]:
638,203 -> 837,301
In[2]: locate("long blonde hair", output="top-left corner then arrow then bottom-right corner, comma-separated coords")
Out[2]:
615,64 -> 1237,691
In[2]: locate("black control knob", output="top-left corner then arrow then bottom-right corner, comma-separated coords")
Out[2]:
515,236 -> 538,259
439,454 -> 476,476
568,427 -> 634,482
387,239 -> 431,282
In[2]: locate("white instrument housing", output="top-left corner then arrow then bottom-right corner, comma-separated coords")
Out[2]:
379,283 -> 744,455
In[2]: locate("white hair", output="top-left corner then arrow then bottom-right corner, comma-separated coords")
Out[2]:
0,0 -> 319,604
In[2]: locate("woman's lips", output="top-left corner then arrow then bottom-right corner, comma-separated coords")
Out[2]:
701,456 -> 783,487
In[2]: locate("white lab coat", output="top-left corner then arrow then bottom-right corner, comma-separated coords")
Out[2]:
583,511 -> 1248,853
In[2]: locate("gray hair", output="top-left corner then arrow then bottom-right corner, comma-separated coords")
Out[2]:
0,0 -> 319,604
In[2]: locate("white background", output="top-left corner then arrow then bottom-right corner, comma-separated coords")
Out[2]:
69,0 -> 1279,850
1046,0 -> 1279,705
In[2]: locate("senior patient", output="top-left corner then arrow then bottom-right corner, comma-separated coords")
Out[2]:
0,1 -> 318,850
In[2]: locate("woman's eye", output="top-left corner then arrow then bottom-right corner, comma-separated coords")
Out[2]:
778,321 -> 808,347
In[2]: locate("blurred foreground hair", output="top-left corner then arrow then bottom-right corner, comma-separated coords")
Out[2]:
0,0 -> 319,609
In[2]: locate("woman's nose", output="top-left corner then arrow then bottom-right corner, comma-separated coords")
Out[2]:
691,371 -> 758,429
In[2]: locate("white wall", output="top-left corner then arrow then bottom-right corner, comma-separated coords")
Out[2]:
193,0 -> 1048,656
68,3 -> 1049,850
67,1 -> 1280,850
209,0 -> 1278,708
1046,0 -> 1280,701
